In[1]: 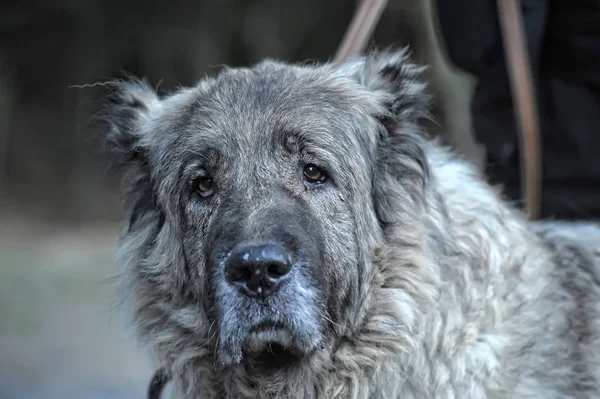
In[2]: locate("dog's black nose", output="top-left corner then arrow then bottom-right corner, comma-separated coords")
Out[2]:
224,244 -> 293,298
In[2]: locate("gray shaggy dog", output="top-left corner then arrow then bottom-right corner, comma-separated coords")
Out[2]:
102,49 -> 600,398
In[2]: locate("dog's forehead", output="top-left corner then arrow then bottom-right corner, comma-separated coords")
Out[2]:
207,62 -> 354,113
160,63 -> 373,148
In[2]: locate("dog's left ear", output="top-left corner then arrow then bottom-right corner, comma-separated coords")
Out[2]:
338,48 -> 430,133
339,49 -> 432,229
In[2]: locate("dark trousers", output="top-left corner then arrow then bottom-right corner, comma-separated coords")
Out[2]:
435,0 -> 600,220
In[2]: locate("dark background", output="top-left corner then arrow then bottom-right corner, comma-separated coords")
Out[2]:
0,1 -> 479,397
0,0 -> 479,225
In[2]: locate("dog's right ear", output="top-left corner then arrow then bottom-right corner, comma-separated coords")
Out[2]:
100,78 -> 163,231
101,78 -> 162,171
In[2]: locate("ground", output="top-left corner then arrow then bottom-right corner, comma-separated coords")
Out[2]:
0,214 -> 152,398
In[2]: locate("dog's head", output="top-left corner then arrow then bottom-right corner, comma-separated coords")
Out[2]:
103,49 -> 430,375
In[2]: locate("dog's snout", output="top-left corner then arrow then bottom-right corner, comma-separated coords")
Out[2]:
224,244 -> 292,298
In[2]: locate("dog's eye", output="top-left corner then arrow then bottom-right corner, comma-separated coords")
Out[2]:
303,164 -> 326,184
195,177 -> 214,197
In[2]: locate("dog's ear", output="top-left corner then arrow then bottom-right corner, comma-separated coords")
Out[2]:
101,78 -> 162,170
338,50 -> 432,230
100,78 -> 162,230
338,48 -> 430,133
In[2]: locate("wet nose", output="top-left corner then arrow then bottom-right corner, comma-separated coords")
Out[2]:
224,244 -> 293,298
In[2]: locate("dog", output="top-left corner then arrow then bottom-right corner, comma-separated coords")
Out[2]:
101,48 -> 600,398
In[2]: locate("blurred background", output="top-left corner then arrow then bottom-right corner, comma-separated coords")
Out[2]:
0,0 -> 597,397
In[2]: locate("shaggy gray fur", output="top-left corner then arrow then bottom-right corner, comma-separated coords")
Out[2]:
102,49 -> 600,398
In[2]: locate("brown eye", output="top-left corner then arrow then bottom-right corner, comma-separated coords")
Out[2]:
303,164 -> 326,184
196,177 -> 214,197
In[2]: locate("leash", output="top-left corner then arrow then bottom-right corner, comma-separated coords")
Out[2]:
147,367 -> 171,399
334,0 -> 389,63
496,0 -> 542,219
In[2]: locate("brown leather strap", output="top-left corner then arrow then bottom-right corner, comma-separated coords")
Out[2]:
147,367 -> 171,399
334,0 -> 389,63
496,0 -> 542,219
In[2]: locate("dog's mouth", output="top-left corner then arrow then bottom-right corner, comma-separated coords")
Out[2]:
242,321 -> 303,371
215,285 -> 325,367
